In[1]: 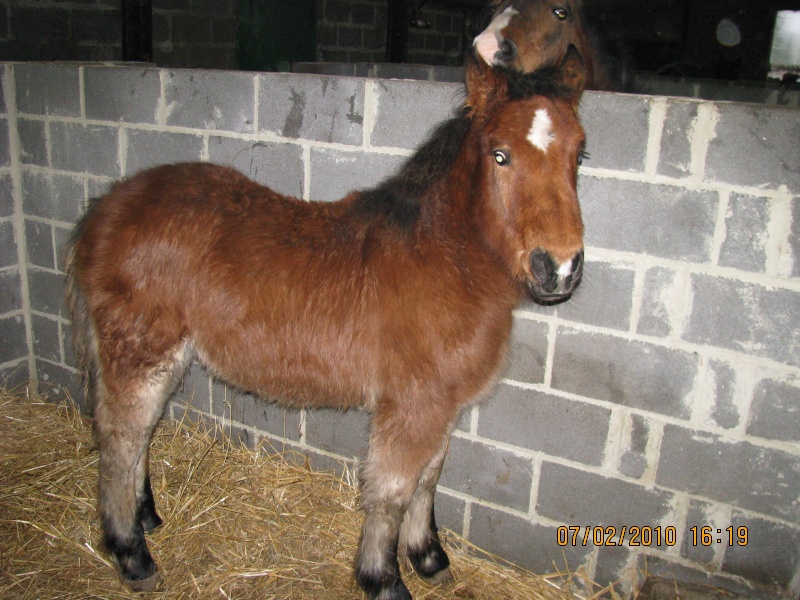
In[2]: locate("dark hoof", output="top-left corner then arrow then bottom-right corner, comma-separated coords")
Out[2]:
408,539 -> 452,584
123,570 -> 162,592
356,570 -> 412,600
105,529 -> 159,592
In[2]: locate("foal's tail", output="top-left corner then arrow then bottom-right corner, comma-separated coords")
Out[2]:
64,215 -> 100,415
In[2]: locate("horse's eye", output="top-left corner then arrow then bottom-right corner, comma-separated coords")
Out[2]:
577,150 -> 589,166
493,150 -> 511,166
553,7 -> 569,20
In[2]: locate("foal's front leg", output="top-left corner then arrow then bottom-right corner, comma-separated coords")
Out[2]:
400,440 -> 452,584
355,404 -> 455,600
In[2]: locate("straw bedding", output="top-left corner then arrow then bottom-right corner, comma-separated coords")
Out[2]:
0,386 -> 585,600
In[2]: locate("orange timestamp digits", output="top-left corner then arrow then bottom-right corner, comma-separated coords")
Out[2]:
556,525 -> 678,547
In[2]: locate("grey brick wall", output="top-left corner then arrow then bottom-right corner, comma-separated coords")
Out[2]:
1,61 -> 799,599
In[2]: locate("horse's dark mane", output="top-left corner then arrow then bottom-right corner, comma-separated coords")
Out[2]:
349,114 -> 471,230
503,63 -> 577,101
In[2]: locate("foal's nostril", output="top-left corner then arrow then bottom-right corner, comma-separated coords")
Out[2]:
495,38 -> 518,63
571,250 -> 584,278
530,248 -> 555,289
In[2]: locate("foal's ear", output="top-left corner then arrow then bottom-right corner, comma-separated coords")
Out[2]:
465,52 -> 508,118
560,45 -> 586,107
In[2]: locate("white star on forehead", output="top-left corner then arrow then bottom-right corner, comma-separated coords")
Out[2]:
527,108 -> 554,153
473,6 -> 519,65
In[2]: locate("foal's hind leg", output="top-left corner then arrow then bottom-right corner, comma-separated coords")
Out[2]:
400,439 -> 452,584
94,342 -> 190,591
355,400 -> 456,600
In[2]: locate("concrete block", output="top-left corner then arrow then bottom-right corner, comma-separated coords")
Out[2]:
84,66 -> 160,123
718,193 -> 770,273
207,137 -> 304,197
441,435 -> 532,511
707,359 -> 739,430
170,13 -> 212,44
0,175 -> 12,217
0,119 -> 7,167
706,103 -> 800,194
22,171 -> 84,223
25,219 -> 53,269
309,148 -> 405,201
657,99 -> 699,179
0,315 -> 26,364
370,79 -> 462,150
124,129 -> 204,175
637,266 -> 686,338
556,261 -> 635,330
792,196 -> 800,279
593,544 -> 632,591
175,362 -> 211,414
537,462 -> 674,538
618,413 -> 650,479
14,63 -> 81,117
17,118 -> 48,166
0,220 -> 15,268
657,424 -> 800,522
469,503 -> 593,573
305,407 -> 370,458
579,92 -> 650,173
504,317 -> 548,384
433,491 -> 465,536
721,511 -> 800,590
478,384 -> 611,466
50,121 -> 120,177
31,314 -> 60,363
165,70 -> 256,133
747,378 -> 800,443
0,362 -> 30,391
680,499 -> 726,565
580,176 -> 718,262
54,227 -> 71,273
259,73 -> 364,145
685,274 -> 800,368
36,360 -> 84,411
72,10 -> 121,44
639,554 -> 778,600
227,389 -> 302,443
551,327 -> 695,418
0,269 -> 22,313
27,268 -> 64,317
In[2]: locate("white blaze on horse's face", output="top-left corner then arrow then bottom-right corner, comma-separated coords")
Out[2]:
527,108 -> 555,153
473,6 -> 519,65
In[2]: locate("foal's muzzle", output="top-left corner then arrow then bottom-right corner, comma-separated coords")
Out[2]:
528,248 -> 584,303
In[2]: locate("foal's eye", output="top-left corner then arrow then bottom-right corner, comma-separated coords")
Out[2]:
553,7 -> 569,20
577,150 -> 590,166
493,150 -> 511,166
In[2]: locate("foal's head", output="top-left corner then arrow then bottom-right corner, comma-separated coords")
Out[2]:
466,46 -> 586,303
473,0 -> 584,73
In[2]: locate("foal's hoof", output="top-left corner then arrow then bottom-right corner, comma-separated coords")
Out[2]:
123,570 -> 162,593
420,566 -> 454,586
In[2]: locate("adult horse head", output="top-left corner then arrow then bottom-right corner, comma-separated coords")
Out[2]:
474,0 -> 627,91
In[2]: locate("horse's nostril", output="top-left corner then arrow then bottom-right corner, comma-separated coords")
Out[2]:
571,250 -> 584,275
495,38 -> 518,63
530,248 -> 555,287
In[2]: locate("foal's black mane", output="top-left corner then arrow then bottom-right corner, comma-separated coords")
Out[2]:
349,114 -> 470,230
349,60 -> 571,231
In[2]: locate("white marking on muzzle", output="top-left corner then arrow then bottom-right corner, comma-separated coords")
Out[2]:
527,108 -> 555,152
473,6 -> 519,65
